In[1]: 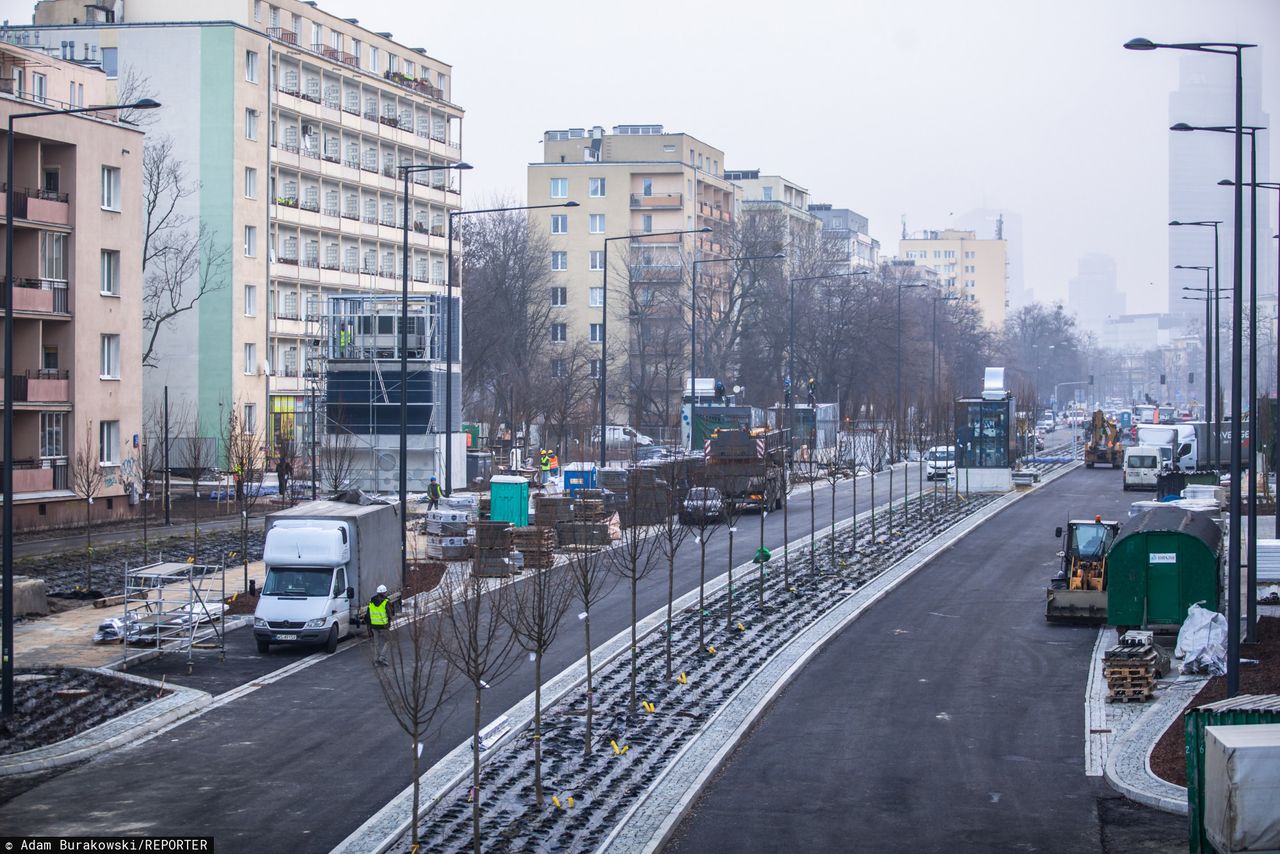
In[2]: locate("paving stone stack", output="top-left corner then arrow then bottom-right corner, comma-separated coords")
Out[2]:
1104,631 -> 1158,703
533,495 -> 575,527
422,507 -> 474,561
555,491 -> 613,549
619,468 -> 668,528
512,526 -> 557,569
472,521 -> 514,577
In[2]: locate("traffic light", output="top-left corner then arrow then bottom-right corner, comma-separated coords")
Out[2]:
1189,372 -> 1195,384
1160,374 -> 1167,385
1089,374 -> 1095,385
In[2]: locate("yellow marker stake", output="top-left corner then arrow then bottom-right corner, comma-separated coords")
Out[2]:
707,645 -> 716,654
567,797 -> 575,809
677,672 -> 687,684
621,745 -> 630,755
737,622 -> 745,632
611,740 -> 620,755
552,796 -> 562,809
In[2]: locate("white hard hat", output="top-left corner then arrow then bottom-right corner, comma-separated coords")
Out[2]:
376,584 -> 388,594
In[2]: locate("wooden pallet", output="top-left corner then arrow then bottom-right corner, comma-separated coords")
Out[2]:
1106,692 -> 1153,703
1104,665 -> 1156,678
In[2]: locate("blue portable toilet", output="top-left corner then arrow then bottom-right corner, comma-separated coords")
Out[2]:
562,462 -> 598,496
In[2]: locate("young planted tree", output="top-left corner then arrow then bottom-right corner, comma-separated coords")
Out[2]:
821,453 -> 847,571
133,404 -> 166,560
562,519 -> 617,756
651,479 -> 692,681
372,595 -> 456,848
506,561 -> 573,807
436,573 -> 520,854
177,415 -> 216,557
222,403 -> 266,591
721,478 -> 751,630
605,491 -> 661,712
71,419 -> 104,591
683,472 -> 723,654
317,427 -> 359,495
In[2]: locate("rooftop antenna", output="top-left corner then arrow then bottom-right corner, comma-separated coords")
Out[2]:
901,215 -> 907,240
996,213 -> 1004,240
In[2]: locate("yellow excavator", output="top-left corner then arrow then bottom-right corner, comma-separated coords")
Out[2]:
1045,516 -> 1121,623
1083,409 -> 1124,468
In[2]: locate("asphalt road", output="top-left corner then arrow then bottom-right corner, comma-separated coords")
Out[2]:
665,465 -> 1185,854
0,462 -> 937,849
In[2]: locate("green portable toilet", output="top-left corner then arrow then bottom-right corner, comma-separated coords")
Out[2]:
489,475 -> 530,527
1107,506 -> 1221,628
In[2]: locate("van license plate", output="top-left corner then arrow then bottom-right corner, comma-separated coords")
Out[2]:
275,633 -> 297,641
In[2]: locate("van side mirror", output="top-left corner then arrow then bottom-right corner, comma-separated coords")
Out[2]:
346,586 -> 354,599
1054,527 -> 1063,539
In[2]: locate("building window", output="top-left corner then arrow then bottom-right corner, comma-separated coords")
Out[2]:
100,250 -> 120,296
589,359 -> 601,379
244,343 -> 257,374
32,72 -> 46,103
550,286 -> 567,306
551,251 -> 567,271
99,421 -> 120,465
641,214 -> 653,233
246,50 -> 260,83
550,358 -> 566,378
253,0 -> 262,20
244,166 -> 258,199
101,47 -> 118,78
101,166 -> 121,210
933,250 -> 942,259
245,108 -> 259,140
369,46 -> 379,72
100,334 -> 121,379
589,323 -> 603,343
964,264 -> 975,273
944,250 -> 956,259
244,226 -> 257,257
965,279 -> 976,288
589,213 -> 605,234
40,232 -> 66,280
40,412 -> 64,458
588,250 -> 604,271
588,287 -> 603,307
550,214 -> 568,234
550,323 -> 567,343
243,403 -> 257,434
965,250 -> 976,259
762,186 -> 774,201
588,177 -> 606,197
550,177 -> 568,199
244,284 -> 258,316
642,178 -> 653,197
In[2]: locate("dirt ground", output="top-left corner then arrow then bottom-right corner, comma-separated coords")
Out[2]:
1150,615 -> 1279,787
0,668 -> 168,755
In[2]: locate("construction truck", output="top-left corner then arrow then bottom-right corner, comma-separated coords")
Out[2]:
1083,409 -> 1124,468
1045,516 -> 1121,623
704,426 -> 788,512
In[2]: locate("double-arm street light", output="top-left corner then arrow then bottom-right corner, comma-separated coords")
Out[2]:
4,97 -> 163,717
444,199 -> 579,495
598,226 -> 711,467
1130,36 -> 1254,697
398,161 -> 471,585
1170,220 -> 1222,463
896,280 -> 928,460
688,253 -> 785,451
1177,267 -> 1215,438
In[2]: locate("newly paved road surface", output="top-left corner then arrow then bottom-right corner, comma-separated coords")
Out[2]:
665,465 -> 1185,853
0,463 -> 930,850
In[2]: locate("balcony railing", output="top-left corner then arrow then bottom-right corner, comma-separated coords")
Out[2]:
8,457 -> 69,493
267,27 -> 298,44
0,278 -> 70,314
629,264 -> 684,283
630,192 -> 683,209
10,369 -> 70,403
0,186 -> 70,224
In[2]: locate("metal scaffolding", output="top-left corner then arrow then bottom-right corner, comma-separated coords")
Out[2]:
120,560 -> 227,673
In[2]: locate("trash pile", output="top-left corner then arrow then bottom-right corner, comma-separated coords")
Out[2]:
1176,602 -> 1229,676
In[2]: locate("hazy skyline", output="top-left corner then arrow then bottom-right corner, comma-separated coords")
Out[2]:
9,0 -> 1278,318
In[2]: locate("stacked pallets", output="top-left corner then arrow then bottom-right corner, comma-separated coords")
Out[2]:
472,521 -> 514,577
422,508 -> 474,561
533,495 -> 575,527
512,526 -> 557,569
1103,632 -> 1159,703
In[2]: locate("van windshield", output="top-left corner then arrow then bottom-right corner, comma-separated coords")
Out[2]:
262,567 -> 334,596
1128,455 -> 1157,469
927,449 -> 954,461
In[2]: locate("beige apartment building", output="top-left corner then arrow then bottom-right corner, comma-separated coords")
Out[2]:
2,40 -> 144,529
725,170 -> 818,238
899,229 -> 1008,326
527,124 -> 736,434
23,0 -> 467,489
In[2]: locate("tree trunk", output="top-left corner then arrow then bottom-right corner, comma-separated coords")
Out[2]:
472,681 -> 482,854
758,507 -> 766,607
698,539 -> 707,652
782,480 -> 790,588
241,506 -> 249,592
583,614 -> 594,756
192,477 -> 200,558
411,724 -> 421,844
665,551 -> 674,681
830,480 -> 836,568
534,651 -> 544,807
808,478 -> 815,575
726,527 -> 735,629
84,499 -> 93,590
629,576 -> 638,711
870,466 -> 876,540
889,465 -> 894,535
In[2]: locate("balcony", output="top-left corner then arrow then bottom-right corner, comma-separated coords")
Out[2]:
629,264 -> 685,283
0,278 -> 70,315
10,369 -> 70,404
267,27 -> 298,45
0,186 -> 70,225
9,458 -> 69,494
383,71 -> 445,102
631,192 -> 683,210
698,200 -> 732,223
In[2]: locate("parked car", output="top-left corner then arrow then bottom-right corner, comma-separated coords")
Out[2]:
925,446 -> 955,481
680,486 -> 725,524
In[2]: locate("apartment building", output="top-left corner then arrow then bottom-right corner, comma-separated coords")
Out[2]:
527,124 -> 736,433
807,204 -> 879,271
724,170 -> 818,240
1,40 -> 144,529
899,229 -> 1007,326
22,0 -> 467,488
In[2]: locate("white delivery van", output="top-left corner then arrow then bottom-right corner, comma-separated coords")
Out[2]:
926,446 -> 955,481
1122,446 -> 1160,491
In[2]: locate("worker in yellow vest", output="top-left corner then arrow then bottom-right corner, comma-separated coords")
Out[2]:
539,449 -> 551,484
367,584 -> 392,666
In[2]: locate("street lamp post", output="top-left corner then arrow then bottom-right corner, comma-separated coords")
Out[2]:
895,280 -> 927,461
598,226 -> 710,467
1131,36 -> 1254,696
1178,268 -> 1215,432
4,97 -> 162,717
398,161 -> 471,586
443,200 -> 579,494
931,294 -> 959,443
1170,220 -> 1222,468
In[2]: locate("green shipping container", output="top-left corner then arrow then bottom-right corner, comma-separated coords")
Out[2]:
489,475 -> 529,527
1106,506 -> 1221,628
1184,695 -> 1280,854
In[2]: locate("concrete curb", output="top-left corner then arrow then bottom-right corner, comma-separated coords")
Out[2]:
107,615 -> 254,672
330,461 -> 929,854
0,668 -> 212,776
1103,672 -> 1204,815
333,461 -> 1077,854
598,460 -> 1082,853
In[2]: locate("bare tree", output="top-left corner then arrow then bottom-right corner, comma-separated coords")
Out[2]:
720,477 -> 751,630
535,341 -> 597,454
71,419 -> 104,591
317,427 -> 360,494
222,402 -> 266,592
606,492 -> 661,712
651,478 -> 692,680
562,517 -> 617,756
372,595 -> 455,848
177,414 -> 216,557
821,455 -> 847,574
132,404 -> 166,560
683,473 -> 723,654
114,66 -> 162,126
435,573 -> 519,854
506,561 -> 573,807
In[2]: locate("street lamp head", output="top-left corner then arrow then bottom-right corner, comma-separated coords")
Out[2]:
1218,179 -> 1234,186
773,252 -> 786,259
130,98 -> 162,110
1124,37 -> 1158,50
1169,220 -> 1183,226
699,226 -> 713,233
1170,122 -> 1195,132
454,162 -> 473,170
